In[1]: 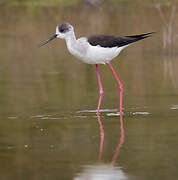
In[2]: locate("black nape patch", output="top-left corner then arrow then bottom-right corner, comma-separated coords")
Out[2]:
58,23 -> 70,33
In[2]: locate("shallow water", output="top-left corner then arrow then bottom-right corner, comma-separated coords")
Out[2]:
0,1 -> 178,180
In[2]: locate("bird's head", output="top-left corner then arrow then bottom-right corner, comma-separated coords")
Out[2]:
39,22 -> 74,47
56,22 -> 74,39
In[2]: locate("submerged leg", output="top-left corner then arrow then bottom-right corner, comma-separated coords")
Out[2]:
96,64 -> 103,115
107,62 -> 123,116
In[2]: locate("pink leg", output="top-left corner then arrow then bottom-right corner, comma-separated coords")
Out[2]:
96,64 -> 103,115
107,62 -> 123,116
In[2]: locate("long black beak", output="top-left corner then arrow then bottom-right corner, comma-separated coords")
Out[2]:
39,34 -> 57,47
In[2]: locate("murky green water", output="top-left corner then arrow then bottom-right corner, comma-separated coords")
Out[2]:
0,1 -> 178,180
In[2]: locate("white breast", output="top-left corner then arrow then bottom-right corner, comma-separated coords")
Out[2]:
66,37 -> 88,61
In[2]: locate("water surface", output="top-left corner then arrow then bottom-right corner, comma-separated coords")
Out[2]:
0,1 -> 178,180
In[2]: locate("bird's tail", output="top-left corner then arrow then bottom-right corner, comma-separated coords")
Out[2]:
125,32 -> 155,42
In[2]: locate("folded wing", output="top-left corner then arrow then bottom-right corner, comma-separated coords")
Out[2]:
88,32 -> 154,48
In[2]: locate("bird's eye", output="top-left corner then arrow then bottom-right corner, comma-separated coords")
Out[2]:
60,29 -> 65,33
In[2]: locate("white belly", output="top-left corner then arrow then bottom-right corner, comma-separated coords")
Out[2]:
84,45 -> 125,64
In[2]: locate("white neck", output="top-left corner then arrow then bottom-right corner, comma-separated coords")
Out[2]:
65,31 -> 76,43
65,31 -> 87,60
65,31 -> 77,52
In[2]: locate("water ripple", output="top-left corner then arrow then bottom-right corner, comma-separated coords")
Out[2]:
170,105 -> 178,110
77,109 -> 118,113
132,112 -> 150,115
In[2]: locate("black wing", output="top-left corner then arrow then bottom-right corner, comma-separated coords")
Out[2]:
87,32 -> 154,48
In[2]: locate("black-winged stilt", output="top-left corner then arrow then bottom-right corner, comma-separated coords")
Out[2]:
39,22 -> 154,115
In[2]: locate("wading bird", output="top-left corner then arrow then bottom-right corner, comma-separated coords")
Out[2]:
39,22 -> 153,115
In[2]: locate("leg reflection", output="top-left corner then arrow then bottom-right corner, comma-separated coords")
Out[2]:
97,110 -> 125,164
97,114 -> 104,162
112,112 -> 125,165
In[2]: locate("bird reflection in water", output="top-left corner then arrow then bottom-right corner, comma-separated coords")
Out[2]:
74,113 -> 129,180
97,112 -> 124,164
